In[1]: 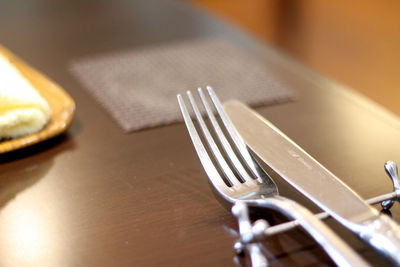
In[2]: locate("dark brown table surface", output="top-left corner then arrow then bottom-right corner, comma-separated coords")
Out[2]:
0,0 -> 400,266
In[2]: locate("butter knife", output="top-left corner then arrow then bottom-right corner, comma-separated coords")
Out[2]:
224,100 -> 400,265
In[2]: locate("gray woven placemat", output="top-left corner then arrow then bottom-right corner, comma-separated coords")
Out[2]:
69,39 -> 293,132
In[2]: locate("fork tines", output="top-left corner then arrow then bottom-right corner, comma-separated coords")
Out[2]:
177,86 -> 261,189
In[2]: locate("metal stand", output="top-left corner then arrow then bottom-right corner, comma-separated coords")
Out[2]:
232,160 -> 400,264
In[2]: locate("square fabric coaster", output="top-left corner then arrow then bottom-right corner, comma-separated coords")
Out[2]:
69,39 -> 293,132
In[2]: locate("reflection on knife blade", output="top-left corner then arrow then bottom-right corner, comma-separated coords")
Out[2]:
224,100 -> 400,265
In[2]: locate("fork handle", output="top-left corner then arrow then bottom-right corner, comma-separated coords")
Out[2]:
355,214 -> 400,265
245,196 -> 369,267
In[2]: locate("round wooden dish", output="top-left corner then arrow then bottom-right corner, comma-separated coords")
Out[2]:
0,45 -> 75,153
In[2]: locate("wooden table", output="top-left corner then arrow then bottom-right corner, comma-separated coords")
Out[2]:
0,0 -> 399,266
191,0 -> 400,116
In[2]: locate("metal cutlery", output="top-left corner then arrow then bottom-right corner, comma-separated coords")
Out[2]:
237,160 -> 400,241
177,87 -> 369,267
231,202 -> 269,267
224,99 -> 400,265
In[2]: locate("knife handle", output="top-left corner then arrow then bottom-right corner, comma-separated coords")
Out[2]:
246,197 -> 369,267
358,214 -> 400,265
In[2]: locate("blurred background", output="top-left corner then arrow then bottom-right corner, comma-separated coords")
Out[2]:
191,0 -> 400,116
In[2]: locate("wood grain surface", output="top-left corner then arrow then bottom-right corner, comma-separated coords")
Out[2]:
0,0 -> 399,266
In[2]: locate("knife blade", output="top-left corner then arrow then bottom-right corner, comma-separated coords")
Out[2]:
224,100 -> 400,265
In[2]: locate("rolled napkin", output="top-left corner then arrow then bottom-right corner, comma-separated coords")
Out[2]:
0,54 -> 50,139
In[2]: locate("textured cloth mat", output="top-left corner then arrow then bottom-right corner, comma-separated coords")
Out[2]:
69,39 -> 293,132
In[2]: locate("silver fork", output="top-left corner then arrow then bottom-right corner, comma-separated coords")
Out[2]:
177,87 -> 369,267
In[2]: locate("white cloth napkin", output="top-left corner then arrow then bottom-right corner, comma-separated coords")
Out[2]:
0,55 -> 50,139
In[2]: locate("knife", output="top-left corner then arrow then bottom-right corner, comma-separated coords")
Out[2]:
224,100 -> 400,265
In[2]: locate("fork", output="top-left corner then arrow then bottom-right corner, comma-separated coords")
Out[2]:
177,87 -> 369,267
